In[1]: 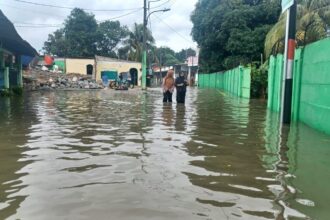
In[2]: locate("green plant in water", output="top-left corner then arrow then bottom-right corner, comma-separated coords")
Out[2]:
250,63 -> 268,99
0,89 -> 11,96
11,87 -> 23,96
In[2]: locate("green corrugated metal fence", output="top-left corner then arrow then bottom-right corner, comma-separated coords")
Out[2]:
198,66 -> 251,99
267,38 -> 330,135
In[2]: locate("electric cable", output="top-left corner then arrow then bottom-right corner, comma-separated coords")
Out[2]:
13,0 -> 142,12
153,14 -> 193,43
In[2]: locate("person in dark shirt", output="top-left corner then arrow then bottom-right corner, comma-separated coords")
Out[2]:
175,72 -> 188,104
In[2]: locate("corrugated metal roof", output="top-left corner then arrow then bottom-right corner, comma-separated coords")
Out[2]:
0,10 -> 38,57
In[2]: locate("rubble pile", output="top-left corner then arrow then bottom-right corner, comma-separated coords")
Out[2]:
23,68 -> 104,91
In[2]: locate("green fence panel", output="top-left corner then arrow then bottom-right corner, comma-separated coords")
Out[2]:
242,67 -> 251,99
298,38 -> 330,135
267,54 -> 284,112
267,38 -> 330,135
197,66 -> 251,99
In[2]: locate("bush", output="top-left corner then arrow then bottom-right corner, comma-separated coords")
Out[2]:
250,63 -> 268,99
0,87 -> 23,97
11,87 -> 23,96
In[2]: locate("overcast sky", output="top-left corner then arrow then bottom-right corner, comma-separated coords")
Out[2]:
0,0 -> 198,53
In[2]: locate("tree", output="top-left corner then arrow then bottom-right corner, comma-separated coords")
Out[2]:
96,21 -> 129,58
191,0 -> 281,72
43,29 -> 68,57
175,48 -> 196,63
63,8 -> 98,57
121,23 -> 155,62
156,47 -> 180,66
43,8 -> 129,58
265,0 -> 330,58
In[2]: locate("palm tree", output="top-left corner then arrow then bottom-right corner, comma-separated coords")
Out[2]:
264,0 -> 330,58
121,23 -> 155,62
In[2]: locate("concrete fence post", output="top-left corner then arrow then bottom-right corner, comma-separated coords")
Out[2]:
17,55 -> 23,87
291,48 -> 303,121
239,66 -> 243,97
4,67 -> 9,89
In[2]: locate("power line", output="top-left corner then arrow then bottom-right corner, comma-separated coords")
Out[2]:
150,0 -> 171,9
13,21 -> 62,26
13,0 -> 142,12
0,3 -> 69,19
15,25 -> 60,28
101,8 -> 143,21
153,14 -> 193,43
2,6 -> 143,28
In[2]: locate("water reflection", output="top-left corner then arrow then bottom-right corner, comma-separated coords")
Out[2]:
0,89 -> 329,219
0,95 -> 37,219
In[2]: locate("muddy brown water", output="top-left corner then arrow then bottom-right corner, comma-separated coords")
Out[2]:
0,88 -> 329,220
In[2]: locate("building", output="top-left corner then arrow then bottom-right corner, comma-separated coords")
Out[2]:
186,56 -> 199,86
65,58 -> 95,76
0,10 -> 37,91
152,65 -> 173,87
49,56 -> 142,86
95,56 -> 142,86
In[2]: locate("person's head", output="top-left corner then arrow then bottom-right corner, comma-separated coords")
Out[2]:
179,72 -> 185,77
167,70 -> 174,78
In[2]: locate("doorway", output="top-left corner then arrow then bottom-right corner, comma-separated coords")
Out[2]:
129,68 -> 138,85
86,64 -> 93,75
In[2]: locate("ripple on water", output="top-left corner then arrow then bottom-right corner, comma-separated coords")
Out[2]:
0,89 -> 329,219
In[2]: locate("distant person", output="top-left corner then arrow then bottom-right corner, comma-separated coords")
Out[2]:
175,72 -> 188,104
190,76 -> 195,86
162,70 -> 175,103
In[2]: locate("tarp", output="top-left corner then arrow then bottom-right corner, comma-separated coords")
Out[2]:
21,55 -> 34,66
0,10 -> 38,57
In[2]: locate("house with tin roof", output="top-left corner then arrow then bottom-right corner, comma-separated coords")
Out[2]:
0,10 -> 38,92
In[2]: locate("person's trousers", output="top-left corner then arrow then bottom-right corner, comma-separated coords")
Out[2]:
163,91 -> 173,102
177,91 -> 186,104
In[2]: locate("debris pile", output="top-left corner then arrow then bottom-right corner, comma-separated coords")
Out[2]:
23,68 -> 104,91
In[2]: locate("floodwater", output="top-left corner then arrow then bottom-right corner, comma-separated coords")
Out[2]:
0,88 -> 329,220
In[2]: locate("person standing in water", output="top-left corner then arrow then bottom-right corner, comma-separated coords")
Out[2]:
175,72 -> 188,104
162,70 -> 175,103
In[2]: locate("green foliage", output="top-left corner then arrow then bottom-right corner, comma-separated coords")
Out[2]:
265,0 -> 330,58
11,87 -> 23,96
96,21 -> 129,57
250,63 -> 268,99
64,8 -> 98,57
0,87 -> 23,96
43,8 -> 129,58
191,0 -> 281,72
175,48 -> 196,63
0,89 -> 11,96
156,47 -> 179,66
120,23 -> 155,62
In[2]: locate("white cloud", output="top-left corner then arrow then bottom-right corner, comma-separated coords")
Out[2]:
0,0 -> 198,53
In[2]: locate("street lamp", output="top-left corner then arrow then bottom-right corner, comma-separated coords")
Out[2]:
147,8 -> 170,22
142,0 -> 170,90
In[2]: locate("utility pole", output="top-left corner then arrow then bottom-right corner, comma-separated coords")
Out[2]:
280,0 -> 297,124
142,0 -> 147,90
142,0 -> 170,90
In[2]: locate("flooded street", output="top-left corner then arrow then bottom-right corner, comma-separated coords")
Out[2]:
0,88 -> 329,220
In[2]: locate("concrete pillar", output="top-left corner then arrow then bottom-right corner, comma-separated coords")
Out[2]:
9,55 -> 13,69
17,55 -> 23,87
4,67 -> 9,89
0,49 -> 4,69
188,66 -> 191,86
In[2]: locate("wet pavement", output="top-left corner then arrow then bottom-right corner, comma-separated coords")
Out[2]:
0,88 -> 329,220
